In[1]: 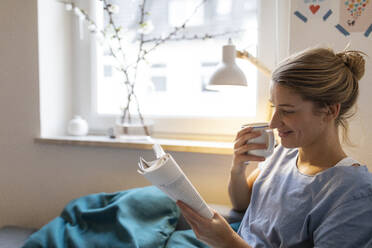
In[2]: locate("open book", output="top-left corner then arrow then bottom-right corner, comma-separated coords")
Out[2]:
137,143 -> 214,219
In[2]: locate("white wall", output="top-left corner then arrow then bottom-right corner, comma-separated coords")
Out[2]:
0,0 -> 237,229
290,1 -> 372,166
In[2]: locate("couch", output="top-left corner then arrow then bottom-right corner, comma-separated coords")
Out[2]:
0,204 -> 245,248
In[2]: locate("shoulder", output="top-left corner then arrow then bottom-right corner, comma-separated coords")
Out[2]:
325,162 -> 372,192
315,163 -> 372,211
311,163 -> 372,246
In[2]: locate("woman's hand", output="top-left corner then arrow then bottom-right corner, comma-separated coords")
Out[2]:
176,201 -> 249,248
228,127 -> 265,212
232,126 -> 266,173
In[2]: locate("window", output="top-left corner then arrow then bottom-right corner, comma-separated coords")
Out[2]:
72,0 -> 270,137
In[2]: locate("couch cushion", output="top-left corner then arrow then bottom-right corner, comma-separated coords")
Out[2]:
0,226 -> 36,248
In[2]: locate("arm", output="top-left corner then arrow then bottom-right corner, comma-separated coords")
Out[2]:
228,126 -> 266,211
177,201 -> 252,248
229,167 -> 261,212
175,127 -> 269,248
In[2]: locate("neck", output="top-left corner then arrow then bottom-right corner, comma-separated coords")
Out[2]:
298,126 -> 346,168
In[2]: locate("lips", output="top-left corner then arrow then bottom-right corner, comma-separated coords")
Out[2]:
278,130 -> 293,138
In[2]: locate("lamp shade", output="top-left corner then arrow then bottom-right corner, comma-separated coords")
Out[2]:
207,43 -> 247,90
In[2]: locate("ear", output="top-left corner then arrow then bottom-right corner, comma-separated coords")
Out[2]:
324,103 -> 341,122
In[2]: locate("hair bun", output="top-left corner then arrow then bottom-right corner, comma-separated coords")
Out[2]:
336,51 -> 366,81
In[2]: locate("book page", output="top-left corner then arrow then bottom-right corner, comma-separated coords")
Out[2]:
138,146 -> 213,219
157,172 -> 213,219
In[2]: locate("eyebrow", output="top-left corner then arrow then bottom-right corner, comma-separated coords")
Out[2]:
277,104 -> 295,108
269,100 -> 296,108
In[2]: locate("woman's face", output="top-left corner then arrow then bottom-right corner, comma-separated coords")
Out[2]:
269,83 -> 328,149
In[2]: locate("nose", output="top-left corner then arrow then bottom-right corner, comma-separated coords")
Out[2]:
269,109 -> 281,129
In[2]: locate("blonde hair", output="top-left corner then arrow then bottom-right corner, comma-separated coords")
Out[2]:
271,47 -> 366,145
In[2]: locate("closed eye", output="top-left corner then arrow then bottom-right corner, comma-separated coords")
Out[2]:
271,105 -> 295,115
281,110 -> 295,114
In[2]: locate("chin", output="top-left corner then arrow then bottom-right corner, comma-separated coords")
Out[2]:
280,139 -> 299,149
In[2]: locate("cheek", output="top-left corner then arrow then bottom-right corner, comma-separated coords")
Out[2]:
285,114 -> 320,133
296,116 -> 325,138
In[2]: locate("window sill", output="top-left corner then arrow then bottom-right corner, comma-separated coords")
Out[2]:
34,135 -> 234,155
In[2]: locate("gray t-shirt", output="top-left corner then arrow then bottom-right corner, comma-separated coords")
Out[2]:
238,145 -> 372,248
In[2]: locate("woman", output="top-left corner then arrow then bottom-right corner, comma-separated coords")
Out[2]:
178,47 -> 372,247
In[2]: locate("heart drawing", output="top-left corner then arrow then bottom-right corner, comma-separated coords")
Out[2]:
309,4 -> 320,14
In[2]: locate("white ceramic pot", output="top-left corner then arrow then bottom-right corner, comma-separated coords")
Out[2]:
67,115 -> 89,136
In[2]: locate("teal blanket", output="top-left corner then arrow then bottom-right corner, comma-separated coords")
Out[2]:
23,186 -> 239,248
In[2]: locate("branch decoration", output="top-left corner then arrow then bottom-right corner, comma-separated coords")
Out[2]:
60,0 -> 244,136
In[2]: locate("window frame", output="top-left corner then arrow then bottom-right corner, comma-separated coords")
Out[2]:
70,0 -> 279,138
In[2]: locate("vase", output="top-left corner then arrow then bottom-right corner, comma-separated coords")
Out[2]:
67,115 -> 89,136
115,117 -> 154,140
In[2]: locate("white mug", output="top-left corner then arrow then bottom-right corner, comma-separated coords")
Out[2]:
242,122 -> 275,158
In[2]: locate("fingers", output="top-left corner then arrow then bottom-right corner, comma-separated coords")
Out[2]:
233,154 -> 265,166
177,202 -> 236,246
177,201 -> 209,231
235,126 -> 254,140
177,201 -> 208,223
232,126 -> 268,167
234,143 -> 267,155
234,130 -> 262,149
